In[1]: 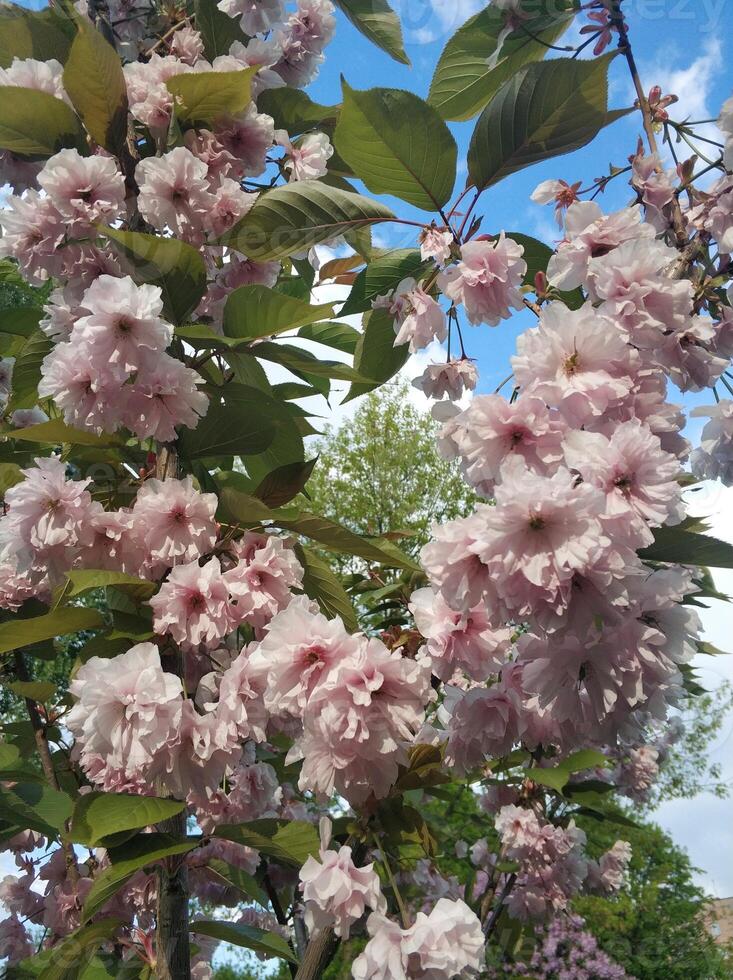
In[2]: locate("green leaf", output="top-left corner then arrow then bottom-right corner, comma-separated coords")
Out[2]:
6,418 -> 123,447
0,782 -> 73,835
83,834 -> 199,922
35,918 -> 123,980
333,0 -> 409,65
214,819 -> 319,866
72,793 -> 186,847
295,543 -> 359,631
63,17 -> 128,154
167,68 -> 258,126
0,606 -> 104,655
214,470 -> 280,524
191,920 -> 297,963
335,81 -> 456,211
340,248 -> 428,316
344,307 -> 407,401
297,320 -> 360,354
194,0 -> 248,60
468,55 -> 625,191
558,749 -> 608,772
5,680 -> 56,702
276,509 -> 418,571
223,285 -> 335,342
206,858 -> 268,906
0,87 -> 86,157
252,341 -> 367,384
525,767 -> 569,792
101,228 -> 207,326
7,330 -> 52,412
219,182 -> 395,261
178,383 -> 278,460
0,462 -> 24,496
428,2 -> 577,121
639,526 -> 733,568
54,570 -> 156,607
257,87 -> 339,135
253,459 -> 317,508
1,306 -> 43,338
0,6 -> 76,68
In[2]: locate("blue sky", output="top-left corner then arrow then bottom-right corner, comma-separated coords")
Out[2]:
8,0 -> 733,898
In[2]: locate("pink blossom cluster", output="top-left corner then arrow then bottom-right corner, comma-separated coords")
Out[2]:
38,275 -> 208,440
352,898 -> 484,980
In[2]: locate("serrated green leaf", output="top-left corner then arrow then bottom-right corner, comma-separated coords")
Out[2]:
639,526 -> 733,568
335,81 -> 456,211
219,182 -> 395,261
37,918 -> 124,980
72,793 -> 186,847
0,606 -> 104,655
7,330 -> 51,412
344,307 -> 407,401
5,680 -> 56,702
0,782 -> 73,835
253,458 -> 317,508
214,818 -> 319,866
223,285 -> 335,341
340,249 -> 428,316
205,858 -> 268,906
191,920 -> 297,963
295,543 -> 359,631
167,68 -> 257,126
558,749 -> 608,772
525,767 -> 569,792
1,306 -> 43,338
468,55 -> 626,191
428,2 -> 577,121
54,570 -> 156,608
63,17 -> 128,154
0,6 -> 76,68
179,383 -> 279,461
6,418 -> 123,447
83,834 -> 199,922
0,87 -> 86,157
257,88 -> 339,135
101,228 -> 207,326
334,0 -> 409,64
194,0 -> 248,59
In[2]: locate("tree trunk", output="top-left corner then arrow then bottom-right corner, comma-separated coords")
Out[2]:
294,927 -> 338,980
153,444 -> 190,980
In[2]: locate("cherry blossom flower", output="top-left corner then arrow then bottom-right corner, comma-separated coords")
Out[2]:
276,130 -> 333,180
169,25 -> 204,64
512,302 -> 638,426
419,226 -> 454,265
531,178 -> 581,226
215,104 -> 275,177
131,476 -> 217,575
688,174 -> 733,253
300,818 -> 385,938
67,643 -> 182,791
136,147 -> 216,239
390,278 -> 447,352
123,351 -> 209,442
223,531 -> 303,629
412,358 -> 478,400
0,190 -> 65,285
690,401 -> 733,485
217,0 -> 284,34
150,557 -> 232,648
37,149 -> 126,226
205,645 -> 268,744
444,684 -> 522,772
409,586 -> 510,681
438,234 -> 526,326
0,56 -> 68,101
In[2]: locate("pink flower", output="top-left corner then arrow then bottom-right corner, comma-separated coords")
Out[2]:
390,278 -> 447,352
67,643 -> 182,791
412,359 -> 477,400
246,595 -> 361,716
131,476 -> 218,576
563,421 -> 684,548
0,914 -> 33,964
205,645 -> 268,743
0,456 -> 95,580
688,174 -> 733,253
586,840 -> 632,895
300,819 -> 385,938
276,130 -> 333,180
193,755 -> 279,832
153,698 -> 239,799
0,190 -> 65,285
223,531 -> 303,629
184,129 -> 242,183
691,400 -> 733,485
291,636 -> 431,803
38,149 -> 125,226
123,54 -> 191,133
437,392 -> 566,494
438,234 -> 526,326
419,226 -> 454,265
151,557 -> 232,648
512,302 -> 638,426
122,351 -> 209,442
215,104 -> 275,178
420,508 -> 495,612
547,201 -> 654,291
169,25 -> 205,64
531,178 -> 581,227
0,57 -> 67,101
203,177 -> 255,237
444,684 -> 521,772
39,340 -> 128,433
216,0 -> 284,34
409,587 -> 510,682
72,275 -> 171,372
136,147 -> 216,239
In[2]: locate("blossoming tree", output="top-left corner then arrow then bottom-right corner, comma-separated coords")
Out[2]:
0,0 -> 731,976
